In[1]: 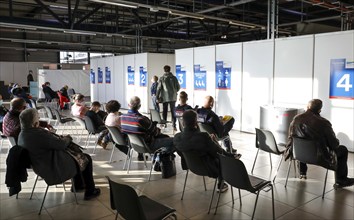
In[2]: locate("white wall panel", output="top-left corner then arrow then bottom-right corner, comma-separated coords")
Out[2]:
105,57 -> 114,103
0,62 -> 14,84
274,35 -> 314,107
13,63 -> 27,87
175,48 -> 194,107
135,53 -> 149,113
90,59 -> 98,102
215,43 -> 242,130
97,58 -> 106,103
113,56 -> 124,105
314,31 -> 354,151
123,54 -> 135,109
242,39 -> 274,133
193,46 -> 216,108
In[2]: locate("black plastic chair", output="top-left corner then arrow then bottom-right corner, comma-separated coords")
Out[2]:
198,123 -> 230,151
106,176 -> 176,220
285,137 -> 337,198
106,126 -> 130,164
52,109 -> 75,135
73,116 -> 86,143
83,116 -> 100,153
150,109 -> 168,129
215,154 -> 275,219
252,128 -> 288,182
181,151 -> 218,214
44,106 -> 56,124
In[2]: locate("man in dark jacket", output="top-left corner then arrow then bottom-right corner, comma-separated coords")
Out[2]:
85,101 -> 109,149
18,108 -> 100,200
42,82 -> 58,101
286,99 -> 354,187
174,110 -> 240,193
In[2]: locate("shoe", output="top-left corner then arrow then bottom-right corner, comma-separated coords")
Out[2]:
71,186 -> 85,193
84,188 -> 101,200
217,183 -> 229,193
336,178 -> 354,188
299,175 -> 307,179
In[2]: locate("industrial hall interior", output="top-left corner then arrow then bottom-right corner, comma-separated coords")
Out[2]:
0,0 -> 354,220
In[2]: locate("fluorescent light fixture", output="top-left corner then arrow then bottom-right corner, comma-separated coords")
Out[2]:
49,4 -> 68,9
229,21 -> 255,28
63,30 -> 97,36
169,11 -> 204,20
11,39 -> 40,44
0,23 -> 37,30
89,0 -> 138,9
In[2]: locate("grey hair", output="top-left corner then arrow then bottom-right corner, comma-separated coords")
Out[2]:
129,96 -> 141,110
20,108 -> 39,129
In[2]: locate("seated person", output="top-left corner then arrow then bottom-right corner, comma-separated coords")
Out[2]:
196,96 -> 236,153
174,110 -> 240,192
0,95 -> 9,133
11,84 -> 32,108
286,99 -> 354,187
71,94 -> 88,118
86,101 -> 109,149
105,100 -> 129,155
175,91 -> 193,118
120,96 -> 175,157
60,85 -> 70,100
18,108 -> 100,200
2,98 -> 52,140
42,82 -> 59,101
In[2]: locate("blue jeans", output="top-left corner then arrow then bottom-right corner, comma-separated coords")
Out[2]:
151,96 -> 160,112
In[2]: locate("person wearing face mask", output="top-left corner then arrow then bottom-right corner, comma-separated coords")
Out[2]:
0,94 -> 9,133
71,94 -> 88,118
42,82 -> 58,101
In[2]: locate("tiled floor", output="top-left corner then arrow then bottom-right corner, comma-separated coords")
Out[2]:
0,110 -> 353,219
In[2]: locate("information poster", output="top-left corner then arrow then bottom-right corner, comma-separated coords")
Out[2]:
330,58 -> 354,99
90,69 -> 95,84
97,67 -> 103,84
176,65 -> 186,89
215,61 -> 231,90
127,66 -> 135,85
194,64 -> 207,90
105,66 -> 111,84
139,66 -> 147,87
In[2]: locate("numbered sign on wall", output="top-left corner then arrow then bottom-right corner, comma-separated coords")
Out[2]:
127,66 -> 135,85
140,66 -> 147,87
176,65 -> 186,89
105,66 -> 111,84
215,61 -> 231,90
194,64 -> 207,90
98,67 -> 103,83
90,69 -> 95,84
330,58 -> 354,99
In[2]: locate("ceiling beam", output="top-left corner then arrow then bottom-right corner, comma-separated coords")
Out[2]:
33,0 -> 67,27
74,3 -> 104,27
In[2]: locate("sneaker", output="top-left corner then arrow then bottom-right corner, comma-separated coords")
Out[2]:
84,188 -> 101,200
299,175 -> 307,180
336,178 -> 354,188
217,183 -> 229,193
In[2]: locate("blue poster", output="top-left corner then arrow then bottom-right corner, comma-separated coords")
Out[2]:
90,69 -> 95,84
139,66 -> 147,87
176,65 -> 186,89
98,67 -> 103,84
194,64 -> 207,90
330,59 -> 354,99
105,66 -> 111,84
215,61 -> 231,90
127,66 -> 135,85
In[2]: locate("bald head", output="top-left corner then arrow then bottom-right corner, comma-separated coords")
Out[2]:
11,98 -> 26,112
129,96 -> 141,111
203,96 -> 214,109
307,99 -> 323,114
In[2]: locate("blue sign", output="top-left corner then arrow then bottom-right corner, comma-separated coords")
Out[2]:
216,61 -> 231,90
176,65 -> 186,89
90,69 -> 95,84
127,66 -> 135,85
98,67 -> 103,84
330,59 -> 354,99
105,66 -> 111,84
139,66 -> 147,87
194,64 -> 207,90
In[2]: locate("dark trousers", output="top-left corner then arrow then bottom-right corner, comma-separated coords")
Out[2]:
162,101 -> 176,128
299,145 -> 348,181
74,153 -> 95,194
222,118 -> 235,151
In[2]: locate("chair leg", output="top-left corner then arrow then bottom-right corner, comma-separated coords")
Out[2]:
208,178 -> 217,214
148,157 -> 156,181
203,176 -> 207,191
92,135 -> 98,154
214,179 -> 223,215
251,149 -> 259,174
231,186 -> 234,205
143,153 -> 148,168
123,148 -> 131,170
109,145 -> 115,163
238,188 -> 242,206
285,160 -> 292,188
38,185 -> 49,215
127,149 -> 134,174
293,160 -> 297,178
269,153 -> 273,170
84,133 -> 90,148
322,169 -> 329,199
30,175 -> 39,200
181,170 -> 189,200
271,184 -> 275,220
273,154 -> 284,182
71,178 -> 78,204
115,212 -> 119,220
251,191 -> 261,220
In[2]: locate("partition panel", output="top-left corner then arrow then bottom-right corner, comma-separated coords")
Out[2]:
113,56 -> 124,105
123,54 -> 135,109
97,58 -> 106,102
105,57 -> 114,103
90,59 -> 98,102
0,62 -> 14,85
175,48 -> 194,107
13,63 -> 27,86
135,53 -> 149,113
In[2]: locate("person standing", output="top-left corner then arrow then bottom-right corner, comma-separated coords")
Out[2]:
156,65 -> 180,131
150,75 -> 160,113
27,70 -> 34,86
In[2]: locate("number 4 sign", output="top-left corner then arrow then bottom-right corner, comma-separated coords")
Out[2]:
330,59 -> 354,99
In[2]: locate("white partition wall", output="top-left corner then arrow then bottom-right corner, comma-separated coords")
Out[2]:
90,58 -> 98,101
97,58 -> 106,103
314,31 -> 354,151
113,56 -> 124,105
215,43 -> 242,130
135,53 -> 149,113
175,48 -> 194,107
0,62 -> 14,84
193,46 -> 216,108
242,39 -> 274,133
123,54 -> 136,109
105,57 -> 114,103
274,35 -> 314,107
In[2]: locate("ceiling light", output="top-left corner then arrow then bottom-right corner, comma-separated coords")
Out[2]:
0,23 -> 37,30
89,0 -> 138,9
229,21 -> 255,28
169,11 -> 204,20
63,30 -> 97,36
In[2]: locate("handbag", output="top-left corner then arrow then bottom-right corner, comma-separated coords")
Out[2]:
66,142 -> 89,171
160,152 -> 176,178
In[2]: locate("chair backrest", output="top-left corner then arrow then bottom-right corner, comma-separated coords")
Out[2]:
126,133 -> 152,154
83,116 -> 96,133
255,128 -> 281,154
29,99 -> 37,109
52,109 -> 62,122
292,137 -> 336,170
150,109 -> 163,123
106,176 -> 146,220
73,116 -> 86,129
44,106 -> 55,120
198,123 -> 216,135
218,154 -> 256,193
106,126 -> 127,146
8,136 -> 17,147
182,151 -> 214,177
177,117 -> 184,131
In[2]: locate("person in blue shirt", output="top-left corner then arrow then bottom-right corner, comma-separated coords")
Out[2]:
150,75 -> 160,112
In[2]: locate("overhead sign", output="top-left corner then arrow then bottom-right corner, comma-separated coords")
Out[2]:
127,66 -> 135,85
194,64 -> 207,90
139,66 -> 147,87
215,61 -> 231,90
90,69 -> 95,84
97,67 -> 103,84
330,58 -> 354,99
176,65 -> 186,89
105,66 -> 111,84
